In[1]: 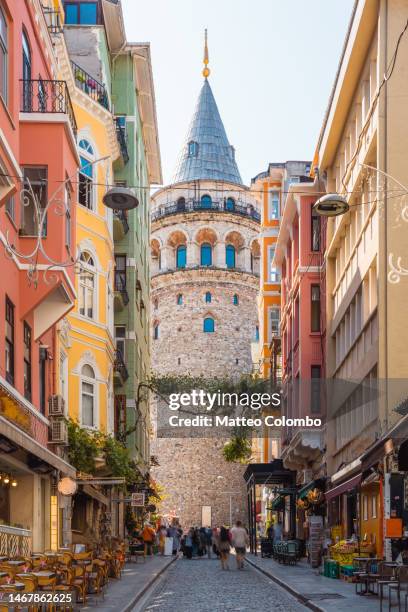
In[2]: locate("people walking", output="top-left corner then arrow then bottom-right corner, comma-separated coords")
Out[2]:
167,523 -> 182,556
212,527 -> 220,557
230,520 -> 249,569
217,525 -> 231,570
204,526 -> 212,558
157,525 -> 167,555
182,529 -> 193,559
142,522 -> 156,556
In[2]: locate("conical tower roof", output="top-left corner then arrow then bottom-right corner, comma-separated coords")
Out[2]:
173,78 -> 243,185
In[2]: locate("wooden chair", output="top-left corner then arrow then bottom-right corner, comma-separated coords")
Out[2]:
72,564 -> 88,604
374,562 -> 398,611
92,559 -> 108,585
86,562 -> 105,604
389,566 -> 408,610
19,575 -> 39,612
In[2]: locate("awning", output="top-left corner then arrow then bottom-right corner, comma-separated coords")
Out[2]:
298,481 -> 318,500
269,495 -> 285,511
0,415 -> 75,478
82,485 -> 109,506
325,474 -> 361,501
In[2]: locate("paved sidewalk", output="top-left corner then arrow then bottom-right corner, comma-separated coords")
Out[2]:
81,556 -> 176,612
247,554 -> 382,611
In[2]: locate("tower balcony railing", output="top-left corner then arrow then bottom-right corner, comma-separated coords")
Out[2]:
153,264 -> 260,278
71,61 -> 109,110
20,79 -> 77,136
151,200 -> 261,222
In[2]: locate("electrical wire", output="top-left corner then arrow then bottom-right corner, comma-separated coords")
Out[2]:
1,170 -> 408,200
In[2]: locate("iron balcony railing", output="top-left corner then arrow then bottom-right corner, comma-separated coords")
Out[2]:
151,200 -> 261,222
115,117 -> 129,164
114,350 -> 129,383
71,61 -> 109,110
113,209 -> 129,234
41,7 -> 63,34
114,274 -> 129,305
20,79 -> 77,136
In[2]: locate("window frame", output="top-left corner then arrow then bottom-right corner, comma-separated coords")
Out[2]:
203,317 -> 215,333
0,4 -> 8,103
79,252 -> 96,319
78,140 -> 94,211
311,284 -> 321,332
268,190 -> 280,220
226,244 -> 236,269
21,166 -> 48,237
311,205 -> 321,252
200,243 -> 212,267
205,292 -> 211,304
5,296 -> 14,385
23,322 -> 32,401
65,181 -> 72,250
80,364 -> 96,428
176,244 -> 186,269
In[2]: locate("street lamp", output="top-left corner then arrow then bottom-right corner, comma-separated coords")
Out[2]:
313,163 -> 408,217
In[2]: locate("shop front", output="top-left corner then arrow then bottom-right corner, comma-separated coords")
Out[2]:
244,460 -> 296,554
0,379 -> 76,554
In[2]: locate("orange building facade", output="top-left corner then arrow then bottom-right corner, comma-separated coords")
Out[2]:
0,0 -> 78,552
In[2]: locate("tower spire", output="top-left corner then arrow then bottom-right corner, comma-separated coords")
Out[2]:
202,28 -> 210,79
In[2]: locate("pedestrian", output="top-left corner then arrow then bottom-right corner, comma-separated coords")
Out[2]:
266,522 -> 274,541
182,529 -> 193,559
167,524 -> 182,556
217,525 -> 231,570
199,527 -> 208,557
192,527 -> 200,557
212,527 -> 220,557
157,524 -> 167,555
204,526 -> 212,558
273,521 -> 283,544
142,522 -> 156,556
230,520 -> 249,569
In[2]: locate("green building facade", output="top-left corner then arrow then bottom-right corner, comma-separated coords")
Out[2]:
111,46 -> 162,476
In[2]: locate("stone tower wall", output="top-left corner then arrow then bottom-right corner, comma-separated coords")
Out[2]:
150,188 -> 260,529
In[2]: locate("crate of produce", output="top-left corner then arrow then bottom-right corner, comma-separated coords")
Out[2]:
340,565 -> 355,578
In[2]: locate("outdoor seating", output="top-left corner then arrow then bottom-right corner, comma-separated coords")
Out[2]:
272,541 -> 299,565
388,565 -> 408,610
373,562 -> 399,611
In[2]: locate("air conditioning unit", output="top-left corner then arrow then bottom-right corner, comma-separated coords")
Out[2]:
48,395 -> 65,417
49,419 -> 68,444
301,469 -> 313,485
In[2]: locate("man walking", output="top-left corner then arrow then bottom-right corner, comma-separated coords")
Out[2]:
230,520 -> 249,569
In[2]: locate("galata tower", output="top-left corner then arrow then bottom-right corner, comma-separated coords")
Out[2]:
150,36 -> 260,528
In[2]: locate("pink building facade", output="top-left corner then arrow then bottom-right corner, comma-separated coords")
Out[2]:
274,181 -> 326,492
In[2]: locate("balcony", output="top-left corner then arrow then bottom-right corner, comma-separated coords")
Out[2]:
114,275 -> 129,311
115,117 -> 129,164
42,7 -> 63,34
113,209 -> 129,241
20,79 -> 77,136
151,200 -> 261,223
71,61 -> 109,110
114,350 -> 129,387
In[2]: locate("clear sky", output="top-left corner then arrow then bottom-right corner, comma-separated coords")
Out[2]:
122,0 -> 355,185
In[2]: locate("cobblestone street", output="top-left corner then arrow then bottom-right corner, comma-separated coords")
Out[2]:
138,557 -> 306,612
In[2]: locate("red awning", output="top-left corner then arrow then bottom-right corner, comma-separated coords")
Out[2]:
325,474 -> 362,501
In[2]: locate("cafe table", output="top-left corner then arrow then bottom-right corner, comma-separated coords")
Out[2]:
0,582 -> 25,591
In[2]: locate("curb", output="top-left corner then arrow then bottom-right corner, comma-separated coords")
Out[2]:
120,556 -> 177,612
246,557 -> 325,612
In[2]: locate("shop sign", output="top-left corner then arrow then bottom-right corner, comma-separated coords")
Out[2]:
0,393 -> 31,434
131,492 -> 145,507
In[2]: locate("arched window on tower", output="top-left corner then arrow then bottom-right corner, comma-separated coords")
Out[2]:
203,317 -> 215,333
233,294 -> 239,305
177,294 -> 183,305
153,323 -> 159,340
226,244 -> 236,269
226,197 -> 235,211
205,292 -> 212,303
201,194 -> 212,209
176,245 -> 186,269
177,197 -> 186,211
201,243 -> 212,266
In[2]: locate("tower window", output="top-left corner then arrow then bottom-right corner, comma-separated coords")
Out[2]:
203,317 -> 215,333
255,325 -> 259,341
177,294 -> 183,305
205,292 -> 212,303
176,245 -> 186,269
226,244 -> 236,269
201,194 -> 212,209
200,243 -> 212,266
177,197 -> 186,211
226,197 -> 235,211
153,324 -> 159,340
233,294 -> 239,305
188,141 -> 199,157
